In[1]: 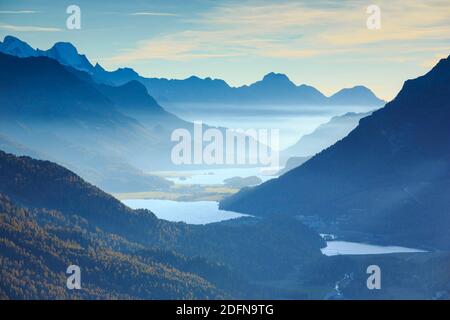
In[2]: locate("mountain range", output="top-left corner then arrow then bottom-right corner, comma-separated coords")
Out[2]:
0,38 -> 276,192
221,55 -> 450,250
141,72 -> 384,106
0,51 -> 181,192
0,35 -> 385,107
1,32 -> 450,299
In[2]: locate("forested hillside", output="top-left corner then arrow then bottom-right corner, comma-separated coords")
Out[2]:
0,150 -> 325,299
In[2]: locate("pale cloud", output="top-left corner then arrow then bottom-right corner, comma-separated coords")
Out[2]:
0,24 -> 60,32
321,1 -> 450,46
129,12 -> 179,17
105,39 -> 194,62
0,10 -> 40,14
105,2 -> 347,64
105,0 -> 450,65
105,35 -> 243,63
198,2 -> 339,30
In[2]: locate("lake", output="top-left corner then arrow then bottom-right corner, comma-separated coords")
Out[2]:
153,167 -> 278,185
321,241 -> 426,256
122,198 -> 426,255
122,199 -> 247,224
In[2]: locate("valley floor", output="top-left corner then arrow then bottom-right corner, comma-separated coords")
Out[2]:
113,183 -> 239,202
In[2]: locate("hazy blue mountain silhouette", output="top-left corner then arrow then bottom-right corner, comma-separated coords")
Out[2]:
0,52 -> 179,191
92,63 -> 140,85
234,72 -> 328,105
221,55 -> 450,250
0,35 -> 37,57
0,53 -> 111,119
44,42 -> 94,72
0,35 -> 385,107
282,111 -> 372,159
96,80 -> 168,117
0,35 -> 94,72
279,112 -> 372,171
143,75 -> 231,103
329,86 -> 384,106
141,72 -> 329,105
0,51 -> 268,191
141,72 -> 384,106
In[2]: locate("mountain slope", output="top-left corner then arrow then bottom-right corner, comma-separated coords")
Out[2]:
283,112 -> 372,159
0,49 -> 269,176
233,72 -> 328,105
0,194 -> 224,299
0,51 -> 181,190
0,35 -> 38,57
221,55 -> 450,250
92,63 -> 141,85
43,42 -> 94,73
0,36 -> 94,71
329,86 -> 385,106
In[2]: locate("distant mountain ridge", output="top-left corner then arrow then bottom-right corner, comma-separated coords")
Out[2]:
0,49 -> 275,194
282,111 -> 372,159
0,35 -> 94,72
330,86 -> 384,106
0,35 -> 385,107
0,51 -> 181,192
221,55 -> 450,250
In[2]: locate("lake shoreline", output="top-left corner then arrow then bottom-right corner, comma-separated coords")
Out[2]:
120,197 -> 427,256
321,240 -> 427,256
122,198 -> 248,225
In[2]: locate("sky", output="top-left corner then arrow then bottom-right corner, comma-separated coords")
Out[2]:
0,0 -> 449,101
